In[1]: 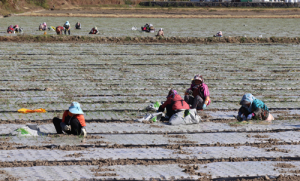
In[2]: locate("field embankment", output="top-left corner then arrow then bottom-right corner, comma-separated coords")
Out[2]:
1,35 -> 300,44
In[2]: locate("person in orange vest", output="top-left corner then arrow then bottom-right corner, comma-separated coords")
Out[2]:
53,102 -> 87,137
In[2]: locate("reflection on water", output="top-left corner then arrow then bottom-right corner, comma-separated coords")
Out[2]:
0,16 -> 298,37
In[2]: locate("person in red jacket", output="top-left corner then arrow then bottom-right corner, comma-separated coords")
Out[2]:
56,26 -> 64,35
89,27 -> 99,34
53,102 -> 87,136
7,25 -> 14,34
157,89 -> 201,125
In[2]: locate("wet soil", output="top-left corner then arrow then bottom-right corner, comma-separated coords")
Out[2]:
65,152 -> 83,158
1,35 -> 300,44
266,147 -> 289,153
0,156 -> 295,169
180,164 -> 210,177
274,163 -> 296,168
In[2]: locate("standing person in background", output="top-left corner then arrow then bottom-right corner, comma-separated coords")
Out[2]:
63,21 -> 71,35
184,75 -> 210,110
53,102 -> 87,137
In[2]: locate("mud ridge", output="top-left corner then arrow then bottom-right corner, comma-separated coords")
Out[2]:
0,157 -> 300,168
2,140 -> 300,150
1,35 -> 300,44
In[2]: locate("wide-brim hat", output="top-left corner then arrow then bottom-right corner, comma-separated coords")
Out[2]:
69,102 -> 84,114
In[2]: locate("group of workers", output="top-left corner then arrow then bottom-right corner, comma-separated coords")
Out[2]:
7,24 -> 22,34
8,21 -> 166,37
52,74 -> 274,137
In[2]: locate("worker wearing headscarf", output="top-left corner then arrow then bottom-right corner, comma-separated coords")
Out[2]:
237,93 -> 274,122
63,21 -> 71,35
156,28 -> 164,36
75,22 -> 81,29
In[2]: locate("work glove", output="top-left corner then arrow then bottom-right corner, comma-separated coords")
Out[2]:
202,104 -> 207,110
241,114 -> 246,121
60,122 -> 71,132
64,125 -> 71,132
80,127 -> 87,137
237,115 -> 243,121
247,113 -> 253,120
158,105 -> 164,113
186,89 -> 193,96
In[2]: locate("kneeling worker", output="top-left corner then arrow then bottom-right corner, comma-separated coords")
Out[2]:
158,89 -> 200,125
53,102 -> 87,136
89,27 -> 99,34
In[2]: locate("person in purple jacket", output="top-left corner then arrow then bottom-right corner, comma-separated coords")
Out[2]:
184,75 -> 211,110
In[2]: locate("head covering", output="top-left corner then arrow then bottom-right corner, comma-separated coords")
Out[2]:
240,93 -> 256,112
193,74 -> 204,83
69,102 -> 84,115
159,28 -> 163,31
167,89 -> 178,98
65,21 -> 70,26
94,27 -> 97,30
14,25 -> 19,28
43,22 -> 46,25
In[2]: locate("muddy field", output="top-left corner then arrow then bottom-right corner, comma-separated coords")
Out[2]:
2,16 -> 300,37
0,42 -> 299,180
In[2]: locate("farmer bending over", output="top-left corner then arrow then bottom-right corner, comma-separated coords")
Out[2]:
56,26 -> 64,35
184,75 -> 210,110
63,21 -> 71,35
158,89 -> 200,125
53,102 -> 87,137
7,25 -> 14,34
237,93 -> 274,122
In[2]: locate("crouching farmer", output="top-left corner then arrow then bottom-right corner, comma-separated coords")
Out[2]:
237,93 -> 274,122
184,74 -> 210,110
53,102 -> 87,137
158,89 -> 200,125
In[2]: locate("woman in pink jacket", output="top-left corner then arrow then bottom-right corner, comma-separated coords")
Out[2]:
184,75 -> 210,110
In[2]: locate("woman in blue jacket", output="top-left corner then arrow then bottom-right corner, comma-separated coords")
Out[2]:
237,93 -> 274,122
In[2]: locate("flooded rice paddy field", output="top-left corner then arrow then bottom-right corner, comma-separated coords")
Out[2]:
1,16 -> 300,37
0,42 -> 299,180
